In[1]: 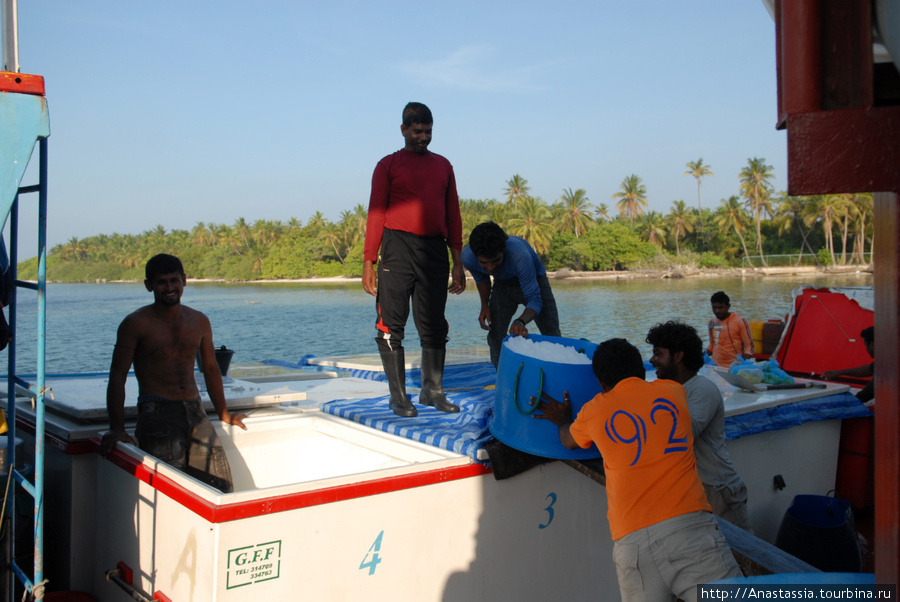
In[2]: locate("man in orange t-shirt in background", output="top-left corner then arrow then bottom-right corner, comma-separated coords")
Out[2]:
706,290 -> 754,368
537,338 -> 741,602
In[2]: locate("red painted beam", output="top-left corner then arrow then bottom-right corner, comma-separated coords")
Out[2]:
873,192 -> 900,585
785,107 -> 900,195
777,0 -> 822,126
0,71 -> 45,95
820,0 -> 872,111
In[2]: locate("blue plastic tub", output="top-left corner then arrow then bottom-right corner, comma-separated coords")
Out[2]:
775,494 -> 862,572
489,334 -> 601,460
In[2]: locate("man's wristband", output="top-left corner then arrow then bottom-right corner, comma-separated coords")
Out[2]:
513,318 -> 526,327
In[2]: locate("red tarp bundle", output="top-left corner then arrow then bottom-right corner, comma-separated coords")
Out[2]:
775,287 -> 874,378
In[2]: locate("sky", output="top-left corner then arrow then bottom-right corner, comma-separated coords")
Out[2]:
9,1 -> 786,256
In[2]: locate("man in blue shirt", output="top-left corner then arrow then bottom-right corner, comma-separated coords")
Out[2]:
462,222 -> 561,368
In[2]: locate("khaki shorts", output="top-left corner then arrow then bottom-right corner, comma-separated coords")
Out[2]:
705,481 -> 754,534
613,511 -> 742,602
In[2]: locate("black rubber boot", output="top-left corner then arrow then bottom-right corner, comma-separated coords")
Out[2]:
380,348 -> 417,418
419,347 -> 459,413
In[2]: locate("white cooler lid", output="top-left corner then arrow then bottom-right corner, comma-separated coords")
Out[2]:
33,374 -> 307,422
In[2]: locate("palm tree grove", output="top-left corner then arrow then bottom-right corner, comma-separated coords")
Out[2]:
24,158 -> 874,281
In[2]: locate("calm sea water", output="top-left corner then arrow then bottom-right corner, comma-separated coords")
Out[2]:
4,273 -> 873,375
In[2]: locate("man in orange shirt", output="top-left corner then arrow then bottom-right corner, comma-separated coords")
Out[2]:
537,338 -> 741,601
706,291 -> 754,367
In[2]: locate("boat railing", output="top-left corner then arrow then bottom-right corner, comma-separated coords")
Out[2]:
1,28 -> 51,598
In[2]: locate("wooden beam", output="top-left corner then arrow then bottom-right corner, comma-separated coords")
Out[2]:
777,0 -> 822,126
820,0 -> 873,110
786,108 -> 900,195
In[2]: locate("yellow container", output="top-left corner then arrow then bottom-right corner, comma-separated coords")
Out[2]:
749,321 -> 765,355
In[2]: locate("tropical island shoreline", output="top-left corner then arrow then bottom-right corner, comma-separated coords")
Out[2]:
75,263 -> 873,286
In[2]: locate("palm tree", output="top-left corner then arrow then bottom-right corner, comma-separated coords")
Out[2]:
612,174 -> 648,228
667,200 -> 695,255
849,193 -> 873,264
774,193 -> 820,266
324,223 -> 347,265
640,211 -> 668,247
684,158 -> 713,211
337,209 -> 354,246
251,219 -> 282,248
208,223 -> 227,247
191,222 -> 212,247
807,194 -> 850,264
503,174 -> 530,207
234,217 -> 252,250
833,194 -> 856,265
460,198 -> 495,235
307,211 -> 328,231
557,188 -> 594,237
351,203 -> 367,243
489,200 -> 511,227
108,233 -> 141,268
739,157 -> 775,265
506,196 -> 554,254
713,196 -> 752,261
143,225 -> 168,255
216,224 -> 243,255
65,237 -> 86,261
594,203 -> 611,222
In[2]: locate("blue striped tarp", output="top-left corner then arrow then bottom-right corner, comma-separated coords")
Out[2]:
724,392 -> 871,440
323,389 -> 495,461
263,357 -> 498,390
323,389 -> 869,462
314,360 -> 871,463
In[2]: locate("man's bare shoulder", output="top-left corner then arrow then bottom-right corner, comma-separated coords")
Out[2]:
118,304 -> 210,334
178,304 -> 211,324
118,304 -> 156,329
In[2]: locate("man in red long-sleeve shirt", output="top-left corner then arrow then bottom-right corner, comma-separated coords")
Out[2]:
363,102 -> 466,417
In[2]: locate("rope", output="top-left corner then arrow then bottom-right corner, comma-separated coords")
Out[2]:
513,363 -> 544,416
809,295 -> 855,342
0,454 -> 13,541
24,579 -> 49,602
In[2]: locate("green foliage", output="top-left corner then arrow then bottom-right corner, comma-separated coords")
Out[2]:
817,247 -> 834,266
262,232 -> 341,279
16,257 -> 39,281
699,252 -> 728,268
545,232 -> 578,270
569,222 -> 657,271
342,244 -> 365,277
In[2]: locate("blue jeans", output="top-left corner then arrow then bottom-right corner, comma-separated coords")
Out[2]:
136,396 -> 235,493
488,276 -> 560,368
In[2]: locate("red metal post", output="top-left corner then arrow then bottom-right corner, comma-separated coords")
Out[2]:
785,107 -> 900,195
775,1 -> 900,585
777,0 -> 822,126
874,192 -> 900,585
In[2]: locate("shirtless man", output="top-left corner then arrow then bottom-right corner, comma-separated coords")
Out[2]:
100,254 -> 246,492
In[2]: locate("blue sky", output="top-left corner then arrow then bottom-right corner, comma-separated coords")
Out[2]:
11,1 -> 784,254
